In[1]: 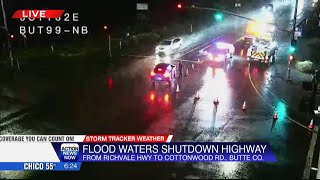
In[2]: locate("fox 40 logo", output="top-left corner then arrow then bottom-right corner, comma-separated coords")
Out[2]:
60,143 -> 79,162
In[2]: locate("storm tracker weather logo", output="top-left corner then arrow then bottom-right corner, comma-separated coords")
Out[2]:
60,143 -> 79,162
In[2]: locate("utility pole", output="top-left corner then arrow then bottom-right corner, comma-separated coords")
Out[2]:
1,0 -> 13,66
108,34 -> 112,58
103,25 -> 112,58
292,0 -> 299,39
189,6 -> 290,33
234,0 -> 241,35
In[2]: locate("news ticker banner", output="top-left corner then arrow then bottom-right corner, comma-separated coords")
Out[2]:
0,135 -> 276,171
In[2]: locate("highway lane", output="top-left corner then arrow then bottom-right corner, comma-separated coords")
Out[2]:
0,1 -> 312,179
0,29 -> 229,179
1,38 -> 310,180
39,37 -> 310,179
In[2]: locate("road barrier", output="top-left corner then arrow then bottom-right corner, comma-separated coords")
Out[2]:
308,119 -> 314,129
176,85 -> 180,93
242,101 -> 246,111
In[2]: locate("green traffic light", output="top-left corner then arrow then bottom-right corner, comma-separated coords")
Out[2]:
289,46 -> 296,53
214,13 -> 223,21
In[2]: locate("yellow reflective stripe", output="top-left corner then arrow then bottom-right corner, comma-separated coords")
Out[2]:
251,52 -> 266,59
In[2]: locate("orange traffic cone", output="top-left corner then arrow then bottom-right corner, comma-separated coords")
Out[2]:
242,101 -> 246,111
213,97 -> 219,105
273,111 -> 278,120
308,119 -> 314,129
195,91 -> 200,100
176,85 -> 180,93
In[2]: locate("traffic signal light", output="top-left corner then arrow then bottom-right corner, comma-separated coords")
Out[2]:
289,46 -> 296,53
9,34 -> 14,39
214,12 -> 223,21
103,26 -> 108,31
177,2 -> 183,9
289,39 -> 297,53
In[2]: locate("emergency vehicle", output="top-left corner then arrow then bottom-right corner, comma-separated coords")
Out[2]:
247,39 -> 278,65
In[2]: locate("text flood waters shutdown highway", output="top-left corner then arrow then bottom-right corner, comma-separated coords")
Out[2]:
58,143 -> 275,162
82,144 -> 268,154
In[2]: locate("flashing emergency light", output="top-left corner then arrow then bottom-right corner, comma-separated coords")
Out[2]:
216,42 -> 230,49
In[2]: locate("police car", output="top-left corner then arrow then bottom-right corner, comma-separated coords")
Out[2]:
199,42 -> 235,66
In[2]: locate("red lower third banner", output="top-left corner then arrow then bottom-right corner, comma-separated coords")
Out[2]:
12,10 -> 65,19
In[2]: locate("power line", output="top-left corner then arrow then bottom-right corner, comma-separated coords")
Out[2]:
188,6 -> 291,33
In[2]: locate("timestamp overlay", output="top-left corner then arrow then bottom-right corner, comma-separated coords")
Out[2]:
12,10 -> 88,36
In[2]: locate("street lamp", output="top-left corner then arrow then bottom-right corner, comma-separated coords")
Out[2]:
103,25 -> 112,58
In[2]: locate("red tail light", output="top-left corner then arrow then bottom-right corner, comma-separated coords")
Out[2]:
151,71 -> 155,76
163,72 -> 170,77
150,93 -> 155,101
164,94 -> 170,102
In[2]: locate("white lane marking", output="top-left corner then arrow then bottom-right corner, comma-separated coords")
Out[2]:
248,63 -> 315,133
0,113 -> 29,128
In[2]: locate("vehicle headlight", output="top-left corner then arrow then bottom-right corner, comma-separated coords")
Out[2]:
269,25 -> 275,32
214,54 -> 225,61
208,53 -> 214,60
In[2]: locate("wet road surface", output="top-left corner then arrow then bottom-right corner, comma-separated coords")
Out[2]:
0,0 -> 315,179
1,35 -> 311,179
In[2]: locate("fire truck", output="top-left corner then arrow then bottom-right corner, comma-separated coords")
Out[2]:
245,4 -> 278,65
247,39 -> 278,65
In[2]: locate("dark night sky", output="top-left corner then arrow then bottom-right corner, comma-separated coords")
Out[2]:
5,0 -> 137,25
0,0 -> 182,42
3,0 -> 181,27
